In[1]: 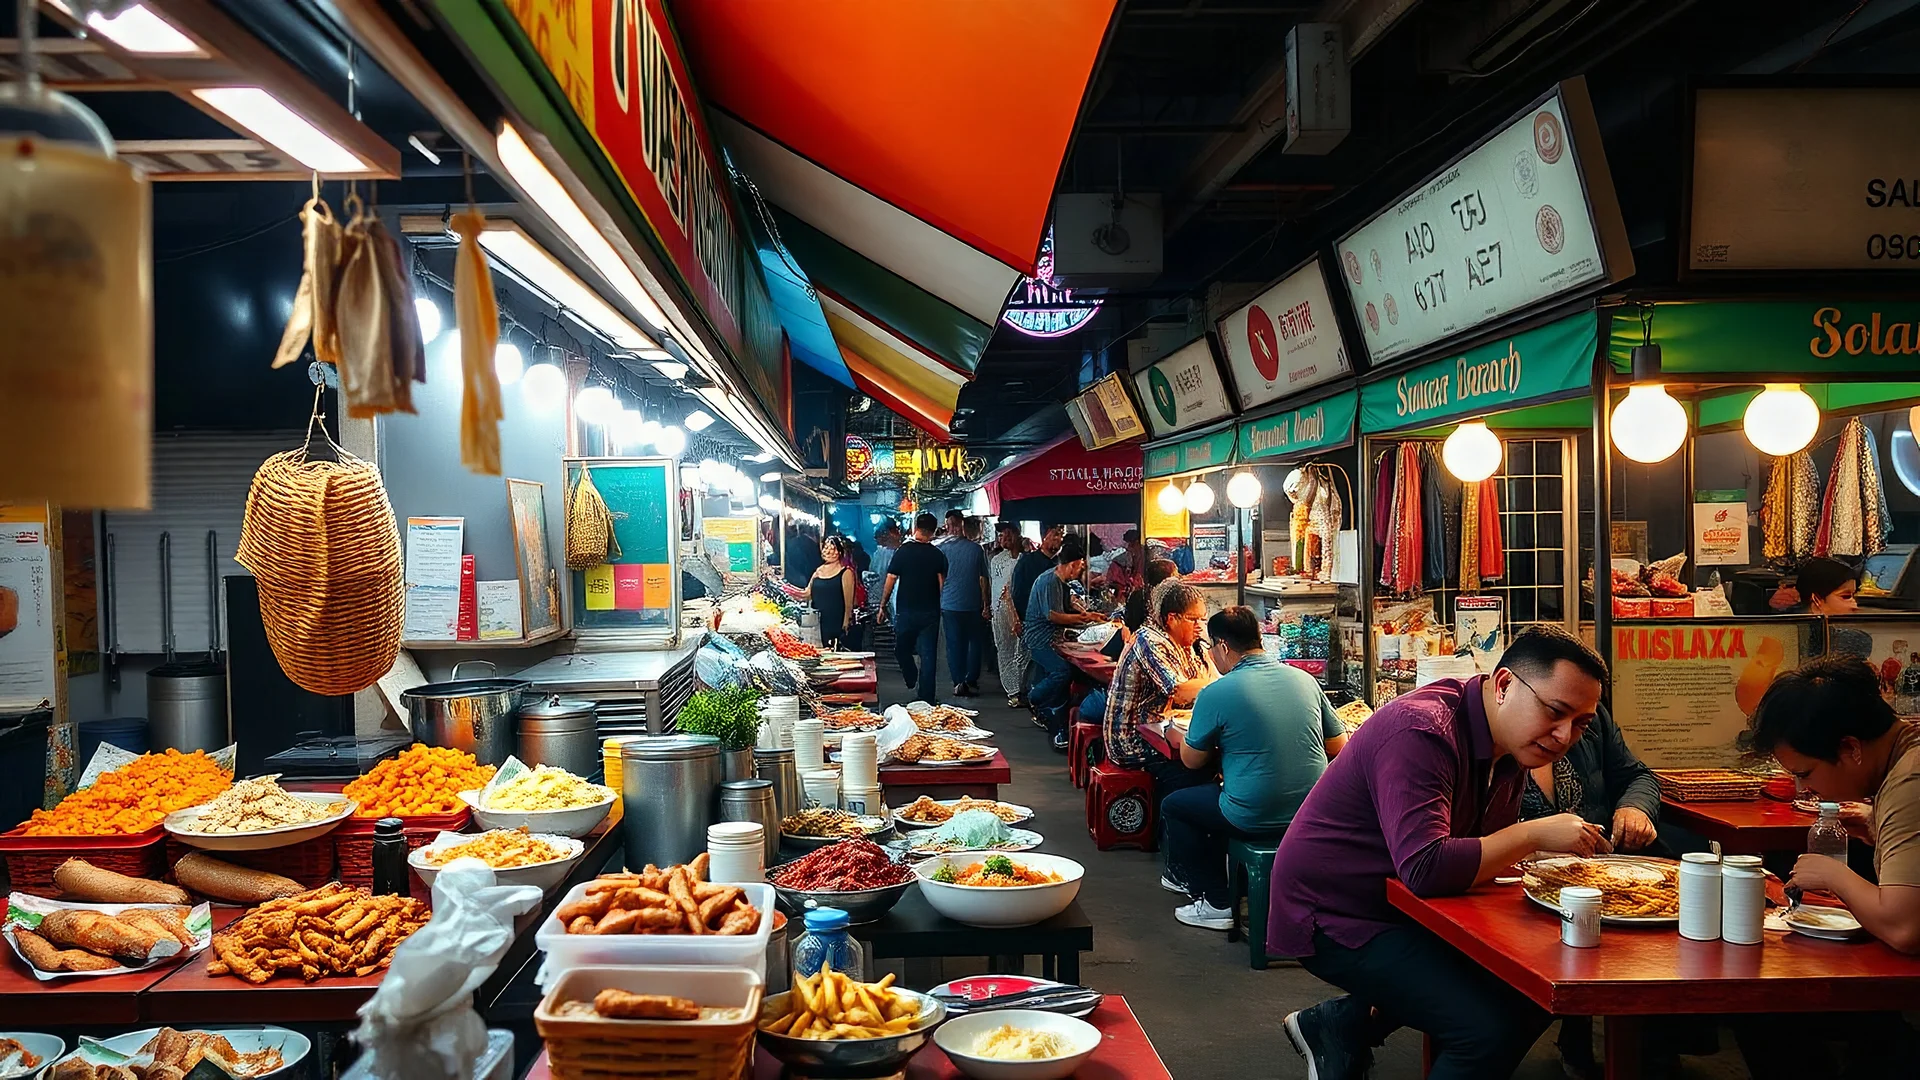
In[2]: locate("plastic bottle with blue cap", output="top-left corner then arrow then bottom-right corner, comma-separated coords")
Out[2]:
792,906 -> 866,981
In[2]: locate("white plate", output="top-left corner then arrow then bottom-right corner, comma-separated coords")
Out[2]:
908,828 -> 1043,856
163,793 -> 356,851
1784,904 -> 1866,941
930,976 -> 1094,1018
55,1026 -> 309,1078
408,830 -> 585,893
894,800 -> 1035,831
458,789 -> 614,838
0,1032 -> 62,1079
1521,855 -> 1680,926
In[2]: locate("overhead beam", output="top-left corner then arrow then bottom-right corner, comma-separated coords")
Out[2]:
1164,0 -> 1422,232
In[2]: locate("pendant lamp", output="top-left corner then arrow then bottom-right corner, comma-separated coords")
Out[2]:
1156,482 -> 1185,515
1184,480 -> 1215,514
1744,384 -> 1820,457
1442,422 -> 1502,482
1226,471 -> 1262,508
1610,343 -> 1687,464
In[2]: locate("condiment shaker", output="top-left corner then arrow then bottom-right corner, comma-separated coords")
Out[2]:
372,817 -> 408,897
1678,852 -> 1722,941
1560,885 -> 1602,948
1721,864 -> 1767,945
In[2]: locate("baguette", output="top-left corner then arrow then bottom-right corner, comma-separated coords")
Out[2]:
38,910 -> 175,962
12,928 -> 118,972
173,852 -> 306,904
119,907 -> 196,949
53,858 -> 190,905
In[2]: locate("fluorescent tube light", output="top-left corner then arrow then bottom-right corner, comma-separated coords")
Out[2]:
192,87 -> 366,173
50,1 -> 203,56
478,223 -> 655,351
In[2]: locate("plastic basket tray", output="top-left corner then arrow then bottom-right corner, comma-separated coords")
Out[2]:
0,824 -> 168,895
334,810 -> 470,902
163,834 -> 338,889
536,965 -> 761,1080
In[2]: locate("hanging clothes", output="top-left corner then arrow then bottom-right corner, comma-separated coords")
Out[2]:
1373,450 -> 1396,555
1761,456 -> 1789,561
1394,443 -> 1425,594
1460,481 -> 1482,592
1764,450 -> 1826,562
1862,423 -> 1892,557
1478,476 -> 1505,582
1310,466 -> 1343,582
1816,419 -> 1877,557
1420,447 -> 1447,587
1380,449 -> 1406,590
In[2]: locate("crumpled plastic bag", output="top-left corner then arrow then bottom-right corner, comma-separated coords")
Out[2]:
351,862 -> 543,1080
1076,622 -> 1118,646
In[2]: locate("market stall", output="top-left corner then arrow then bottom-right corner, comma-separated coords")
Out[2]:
977,431 -> 1144,606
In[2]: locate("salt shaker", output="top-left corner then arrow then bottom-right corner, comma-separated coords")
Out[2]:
1678,852 -> 1722,941
1721,864 -> 1767,945
1560,885 -> 1602,947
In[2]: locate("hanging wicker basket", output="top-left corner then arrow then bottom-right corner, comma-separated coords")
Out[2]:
565,464 -> 620,570
236,424 -> 404,696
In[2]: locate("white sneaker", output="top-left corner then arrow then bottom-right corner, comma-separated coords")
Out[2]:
1174,899 -> 1233,931
1158,873 -> 1188,895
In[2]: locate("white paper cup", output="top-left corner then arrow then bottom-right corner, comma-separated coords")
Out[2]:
1721,865 -> 1766,945
708,822 -> 765,883
1679,852 -> 1722,942
842,784 -> 884,817
792,719 -> 827,773
802,769 -> 841,809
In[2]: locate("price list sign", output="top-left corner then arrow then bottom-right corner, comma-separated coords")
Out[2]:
1336,79 -> 1630,365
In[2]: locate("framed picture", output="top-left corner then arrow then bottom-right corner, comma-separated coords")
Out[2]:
564,458 -> 681,646
506,478 -> 557,636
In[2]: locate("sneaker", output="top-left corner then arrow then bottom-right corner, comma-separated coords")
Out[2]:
953,683 -> 967,698
1051,731 -> 1070,752
1284,998 -> 1373,1080
1006,695 -> 1024,709
1158,873 -> 1189,895
1174,899 -> 1233,931
1030,712 -> 1047,729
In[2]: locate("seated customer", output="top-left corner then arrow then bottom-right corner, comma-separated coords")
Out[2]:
1164,606 -> 1346,931
1081,559 -> 1180,723
1023,535 -> 1106,750
1101,583 -> 1214,800
1274,626 -> 1612,1080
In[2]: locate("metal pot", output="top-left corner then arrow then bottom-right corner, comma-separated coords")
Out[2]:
517,695 -> 602,778
720,745 -> 758,784
621,735 -> 722,868
147,659 -> 227,753
402,660 -> 527,766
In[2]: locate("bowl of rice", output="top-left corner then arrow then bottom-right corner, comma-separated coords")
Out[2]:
933,1009 -> 1100,1079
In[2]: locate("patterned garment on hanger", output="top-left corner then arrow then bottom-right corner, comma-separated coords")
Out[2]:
1861,422 -> 1891,557
1478,476 -> 1506,582
1788,450 -> 1821,558
1460,479 -> 1482,592
1380,448 -> 1406,590
1373,450 -> 1396,554
1817,419 -> 1868,557
1421,447 -> 1448,587
1395,443 -> 1425,594
1311,468 -> 1344,582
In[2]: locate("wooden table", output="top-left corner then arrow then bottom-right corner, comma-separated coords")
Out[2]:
1386,879 -> 1920,1079
1061,645 -> 1117,686
825,657 -> 880,703
852,891 -> 1095,984
879,751 -> 1012,802
1138,718 -> 1186,761
1659,797 -> 1812,856
521,996 -> 1172,1080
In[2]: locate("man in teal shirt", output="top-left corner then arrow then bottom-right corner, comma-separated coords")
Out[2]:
1167,606 -> 1347,930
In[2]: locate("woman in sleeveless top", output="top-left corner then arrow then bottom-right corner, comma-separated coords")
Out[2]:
806,536 -> 855,648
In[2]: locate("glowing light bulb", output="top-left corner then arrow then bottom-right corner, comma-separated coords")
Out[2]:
1226,471 -> 1262,509
1610,385 -> 1687,464
1744,384 -> 1820,457
574,385 -> 616,425
1442,421 -> 1503,481
1156,482 -> 1185,515
653,425 -> 686,457
414,297 -> 442,344
493,343 -> 524,385
521,363 -> 565,409
1184,480 -> 1215,515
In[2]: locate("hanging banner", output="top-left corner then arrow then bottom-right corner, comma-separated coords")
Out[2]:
1215,258 -> 1351,410
1069,373 -> 1147,449
1360,311 -> 1597,433
1612,619 -> 1805,769
1689,88 -> 1920,271
1144,427 -> 1237,479
1610,301 -> 1920,376
1337,79 -> 1630,365
1693,490 -> 1749,567
1133,337 -> 1235,438
1239,390 -> 1358,463
990,440 -> 1143,502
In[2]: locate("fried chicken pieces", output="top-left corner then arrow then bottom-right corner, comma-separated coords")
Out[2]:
207,883 -> 427,984
50,1029 -> 282,1080
556,854 -> 761,937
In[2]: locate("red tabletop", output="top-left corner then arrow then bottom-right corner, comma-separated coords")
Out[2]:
522,996 -> 1172,1080
1385,879 -> 1920,1016
1138,719 -> 1186,762
0,904 -> 247,1026
1060,645 -> 1117,686
879,751 -> 1012,801
1658,797 -> 1813,856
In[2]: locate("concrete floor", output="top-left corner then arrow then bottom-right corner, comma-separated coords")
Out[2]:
888,657 -> 1756,1079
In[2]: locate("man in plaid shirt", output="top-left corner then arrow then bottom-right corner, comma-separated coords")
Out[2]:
1102,581 -> 1215,803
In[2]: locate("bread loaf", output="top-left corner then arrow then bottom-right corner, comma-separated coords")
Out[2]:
173,852 -> 306,904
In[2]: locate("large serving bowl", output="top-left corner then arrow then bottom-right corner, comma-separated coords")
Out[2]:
163,793 -> 356,851
755,988 -> 945,1077
933,1009 -> 1101,1080
913,853 -> 1084,928
0,1031 -> 63,1079
458,788 -> 614,838
769,876 -> 914,925
409,830 -> 585,893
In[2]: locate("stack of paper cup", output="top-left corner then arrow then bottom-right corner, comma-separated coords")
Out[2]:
792,718 -> 826,773
1678,852 -> 1722,941
842,784 -> 885,818
841,733 -> 879,789
707,822 -> 765,884
1559,885 -> 1602,947
759,696 -> 800,751
802,769 -> 841,809
1721,864 -> 1766,945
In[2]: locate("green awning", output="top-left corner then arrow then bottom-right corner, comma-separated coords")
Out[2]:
1609,301 -> 1920,377
1696,382 -> 1920,430
1144,427 -> 1237,478
1360,312 -> 1598,435
1239,389 -> 1357,462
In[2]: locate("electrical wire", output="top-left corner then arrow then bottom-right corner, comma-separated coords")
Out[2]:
155,213 -> 300,263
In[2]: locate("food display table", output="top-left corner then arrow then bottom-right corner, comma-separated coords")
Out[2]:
879,751 -> 1012,802
1060,644 -> 1117,686
1386,879 -> 1920,1080
827,657 -> 880,703
521,995 -> 1171,1080
1658,797 -> 1813,856
851,892 -> 1094,984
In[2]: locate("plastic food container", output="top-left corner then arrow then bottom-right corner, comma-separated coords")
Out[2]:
538,966 -> 761,1080
534,880 -> 776,984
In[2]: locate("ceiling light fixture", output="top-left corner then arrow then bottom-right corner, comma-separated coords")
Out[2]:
414,297 -> 442,344
1744,384 -> 1820,457
406,134 -> 442,166
574,385 -> 616,426
1155,482 -> 1185,515
610,408 -> 646,448
1227,471 -> 1262,509
654,425 -> 687,457
495,124 -> 671,332
685,410 -> 716,432
1184,480 -> 1215,515
521,363 -> 566,410
477,223 -> 653,350
191,88 -> 367,173
651,360 -> 689,382
1610,337 -> 1688,465
50,1 -> 204,57
1442,421 -> 1503,482
493,342 -> 524,385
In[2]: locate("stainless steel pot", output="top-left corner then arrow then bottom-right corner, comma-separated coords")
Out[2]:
517,695 -> 602,778
147,531 -> 228,753
403,660 -> 527,766
621,734 -> 722,868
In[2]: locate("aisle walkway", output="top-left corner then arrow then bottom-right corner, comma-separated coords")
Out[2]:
887,661 -> 1752,1079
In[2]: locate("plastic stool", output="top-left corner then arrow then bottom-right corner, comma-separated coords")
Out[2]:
1068,719 -> 1103,789
1227,836 -> 1282,969
1086,761 -> 1156,852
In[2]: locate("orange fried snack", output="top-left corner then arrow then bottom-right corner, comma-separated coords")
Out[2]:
558,858 -> 759,937
23,749 -> 232,836
343,744 -> 495,818
593,989 -> 700,1020
206,883 -> 429,983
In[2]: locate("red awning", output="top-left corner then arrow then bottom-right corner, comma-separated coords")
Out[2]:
984,436 -> 1143,514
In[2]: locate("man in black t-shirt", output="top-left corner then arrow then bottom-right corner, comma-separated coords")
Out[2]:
881,513 -> 948,702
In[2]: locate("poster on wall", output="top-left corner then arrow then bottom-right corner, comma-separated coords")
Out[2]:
567,458 -> 679,641
1824,619 -> 1920,721
704,516 -> 760,578
1693,490 -> 1749,567
506,479 -> 557,636
0,510 -> 57,710
403,516 -> 464,641
1611,619 -> 1806,768
1454,595 -> 1504,662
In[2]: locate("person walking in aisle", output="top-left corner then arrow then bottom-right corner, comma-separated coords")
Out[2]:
1008,524 -> 1065,718
938,509 -> 989,697
879,513 -> 947,703
989,522 -> 1028,708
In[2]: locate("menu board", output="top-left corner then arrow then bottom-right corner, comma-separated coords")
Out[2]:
1133,337 -> 1234,438
0,509 -> 56,711
1071,373 -> 1147,449
1215,258 -> 1350,410
1611,619 -> 1807,768
566,458 -> 680,642
1336,79 -> 1629,364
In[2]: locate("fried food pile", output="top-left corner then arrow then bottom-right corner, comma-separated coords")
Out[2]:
891,733 -> 992,764
422,827 -> 570,868
780,807 -> 870,838
907,704 -> 977,733
594,989 -> 699,1019
557,856 -> 761,936
483,765 -> 612,811
13,907 -> 195,972
897,795 -> 1021,824
760,966 -> 923,1040
50,1028 -> 282,1080
0,1038 -> 42,1073
24,750 -> 231,836
1525,859 -> 1680,918
343,744 -> 494,817
186,775 -> 345,833
207,883 -> 427,983
815,707 -> 886,732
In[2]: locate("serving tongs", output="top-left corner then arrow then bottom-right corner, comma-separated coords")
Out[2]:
931,984 -> 1105,1016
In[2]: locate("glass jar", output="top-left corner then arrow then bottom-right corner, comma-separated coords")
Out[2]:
791,907 -> 866,981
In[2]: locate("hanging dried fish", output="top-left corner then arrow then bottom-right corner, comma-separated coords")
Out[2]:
451,208 -> 502,475
334,196 -> 418,417
272,196 -> 342,370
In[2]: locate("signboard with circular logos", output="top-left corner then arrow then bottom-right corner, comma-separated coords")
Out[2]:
1131,337 -> 1234,439
1215,257 -> 1350,411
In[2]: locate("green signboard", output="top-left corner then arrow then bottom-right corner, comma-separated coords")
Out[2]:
1610,301 -> 1920,376
1144,427 -> 1238,479
1360,312 -> 1598,434
1239,390 -> 1358,462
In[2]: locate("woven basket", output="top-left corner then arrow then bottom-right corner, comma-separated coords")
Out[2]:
1655,769 -> 1768,802
566,465 -> 620,570
236,432 -> 404,696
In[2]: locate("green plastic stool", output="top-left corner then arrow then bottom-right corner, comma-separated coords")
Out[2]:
1227,837 -> 1282,970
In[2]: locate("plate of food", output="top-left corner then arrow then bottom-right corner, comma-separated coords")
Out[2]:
780,807 -> 893,850
51,1026 -> 308,1078
163,777 -> 356,851
884,734 -> 997,766
460,761 -> 616,837
907,827 -> 1042,857
1781,904 -> 1866,941
409,828 -> 585,892
1522,855 -> 1680,925
757,971 -> 944,1075
907,704 -> 989,736
2,893 -> 212,980
894,796 -> 1034,831
914,854 -> 1084,928
0,1033 -> 59,1080
816,707 -> 890,734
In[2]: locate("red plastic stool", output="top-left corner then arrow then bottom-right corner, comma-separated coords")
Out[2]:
1068,719 -> 1103,788
1086,760 -> 1156,851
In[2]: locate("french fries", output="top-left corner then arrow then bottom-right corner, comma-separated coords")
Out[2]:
759,965 -> 923,1040
556,855 -> 762,937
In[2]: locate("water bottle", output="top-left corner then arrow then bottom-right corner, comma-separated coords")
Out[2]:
1808,802 -> 1849,860
372,817 -> 409,896
791,907 -> 866,981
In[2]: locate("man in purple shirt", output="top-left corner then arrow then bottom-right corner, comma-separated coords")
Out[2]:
1274,625 -> 1613,1080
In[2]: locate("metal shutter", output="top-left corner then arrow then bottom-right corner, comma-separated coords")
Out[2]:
104,432 -> 299,656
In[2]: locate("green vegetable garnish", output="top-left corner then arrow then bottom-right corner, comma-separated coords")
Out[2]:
931,864 -> 958,883
983,854 -> 1015,877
